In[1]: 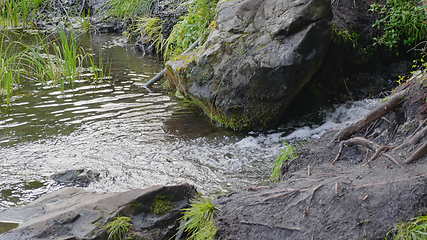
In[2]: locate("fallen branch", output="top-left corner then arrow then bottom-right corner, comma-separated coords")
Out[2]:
143,39 -> 201,88
333,89 -> 408,142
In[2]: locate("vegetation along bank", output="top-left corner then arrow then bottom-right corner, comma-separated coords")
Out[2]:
0,0 -> 426,239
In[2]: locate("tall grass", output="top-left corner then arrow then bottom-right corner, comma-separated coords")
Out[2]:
0,0 -> 45,27
0,30 -> 106,103
0,34 -> 22,103
108,0 -> 155,19
54,31 -> 83,85
130,17 -> 164,51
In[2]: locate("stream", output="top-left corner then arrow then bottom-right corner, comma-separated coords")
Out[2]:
0,32 -> 380,209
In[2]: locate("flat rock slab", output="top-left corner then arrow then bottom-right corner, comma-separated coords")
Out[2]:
0,184 -> 196,240
216,163 -> 427,240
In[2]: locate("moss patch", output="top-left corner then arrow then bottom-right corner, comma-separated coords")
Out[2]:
23,180 -> 44,190
151,195 -> 174,216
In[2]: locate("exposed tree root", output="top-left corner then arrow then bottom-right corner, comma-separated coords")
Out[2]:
332,137 -> 401,166
332,79 -> 427,165
333,89 -> 409,142
406,142 -> 427,164
394,123 -> 427,151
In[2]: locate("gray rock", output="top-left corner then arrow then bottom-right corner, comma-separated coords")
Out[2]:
215,164 -> 427,240
166,0 -> 332,130
51,169 -> 100,187
0,184 -> 196,240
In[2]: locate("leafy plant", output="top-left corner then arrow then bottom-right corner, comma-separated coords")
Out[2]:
104,216 -> 132,240
164,0 -> 219,60
386,215 -> 427,240
369,0 -> 427,49
180,198 -> 218,240
270,143 -> 298,182
331,24 -> 361,49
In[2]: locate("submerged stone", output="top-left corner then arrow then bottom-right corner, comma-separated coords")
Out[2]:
51,169 -> 100,187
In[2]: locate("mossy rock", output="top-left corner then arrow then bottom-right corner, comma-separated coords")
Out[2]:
165,0 -> 332,130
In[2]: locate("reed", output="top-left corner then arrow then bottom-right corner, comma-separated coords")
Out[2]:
0,0 -> 45,27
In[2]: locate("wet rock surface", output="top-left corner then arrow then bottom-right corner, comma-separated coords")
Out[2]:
0,184 -> 196,240
166,0 -> 332,130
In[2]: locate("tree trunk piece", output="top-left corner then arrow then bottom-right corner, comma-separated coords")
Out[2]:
333,89 -> 409,142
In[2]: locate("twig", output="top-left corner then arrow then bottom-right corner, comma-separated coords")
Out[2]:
143,38 -> 201,88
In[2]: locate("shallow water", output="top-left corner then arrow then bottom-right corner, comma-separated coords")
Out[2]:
0,33 -> 381,210
0,33 -> 278,209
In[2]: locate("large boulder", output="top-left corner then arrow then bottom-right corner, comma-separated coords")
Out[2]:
0,184 -> 196,240
166,0 -> 332,130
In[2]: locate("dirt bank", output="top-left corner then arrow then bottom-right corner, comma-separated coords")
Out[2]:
215,73 -> 427,239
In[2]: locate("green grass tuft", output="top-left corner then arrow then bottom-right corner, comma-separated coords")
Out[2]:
270,143 -> 298,182
104,216 -> 132,240
386,215 -> 427,240
180,198 -> 218,240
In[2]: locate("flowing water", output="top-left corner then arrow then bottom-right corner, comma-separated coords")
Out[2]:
0,32 -> 381,210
